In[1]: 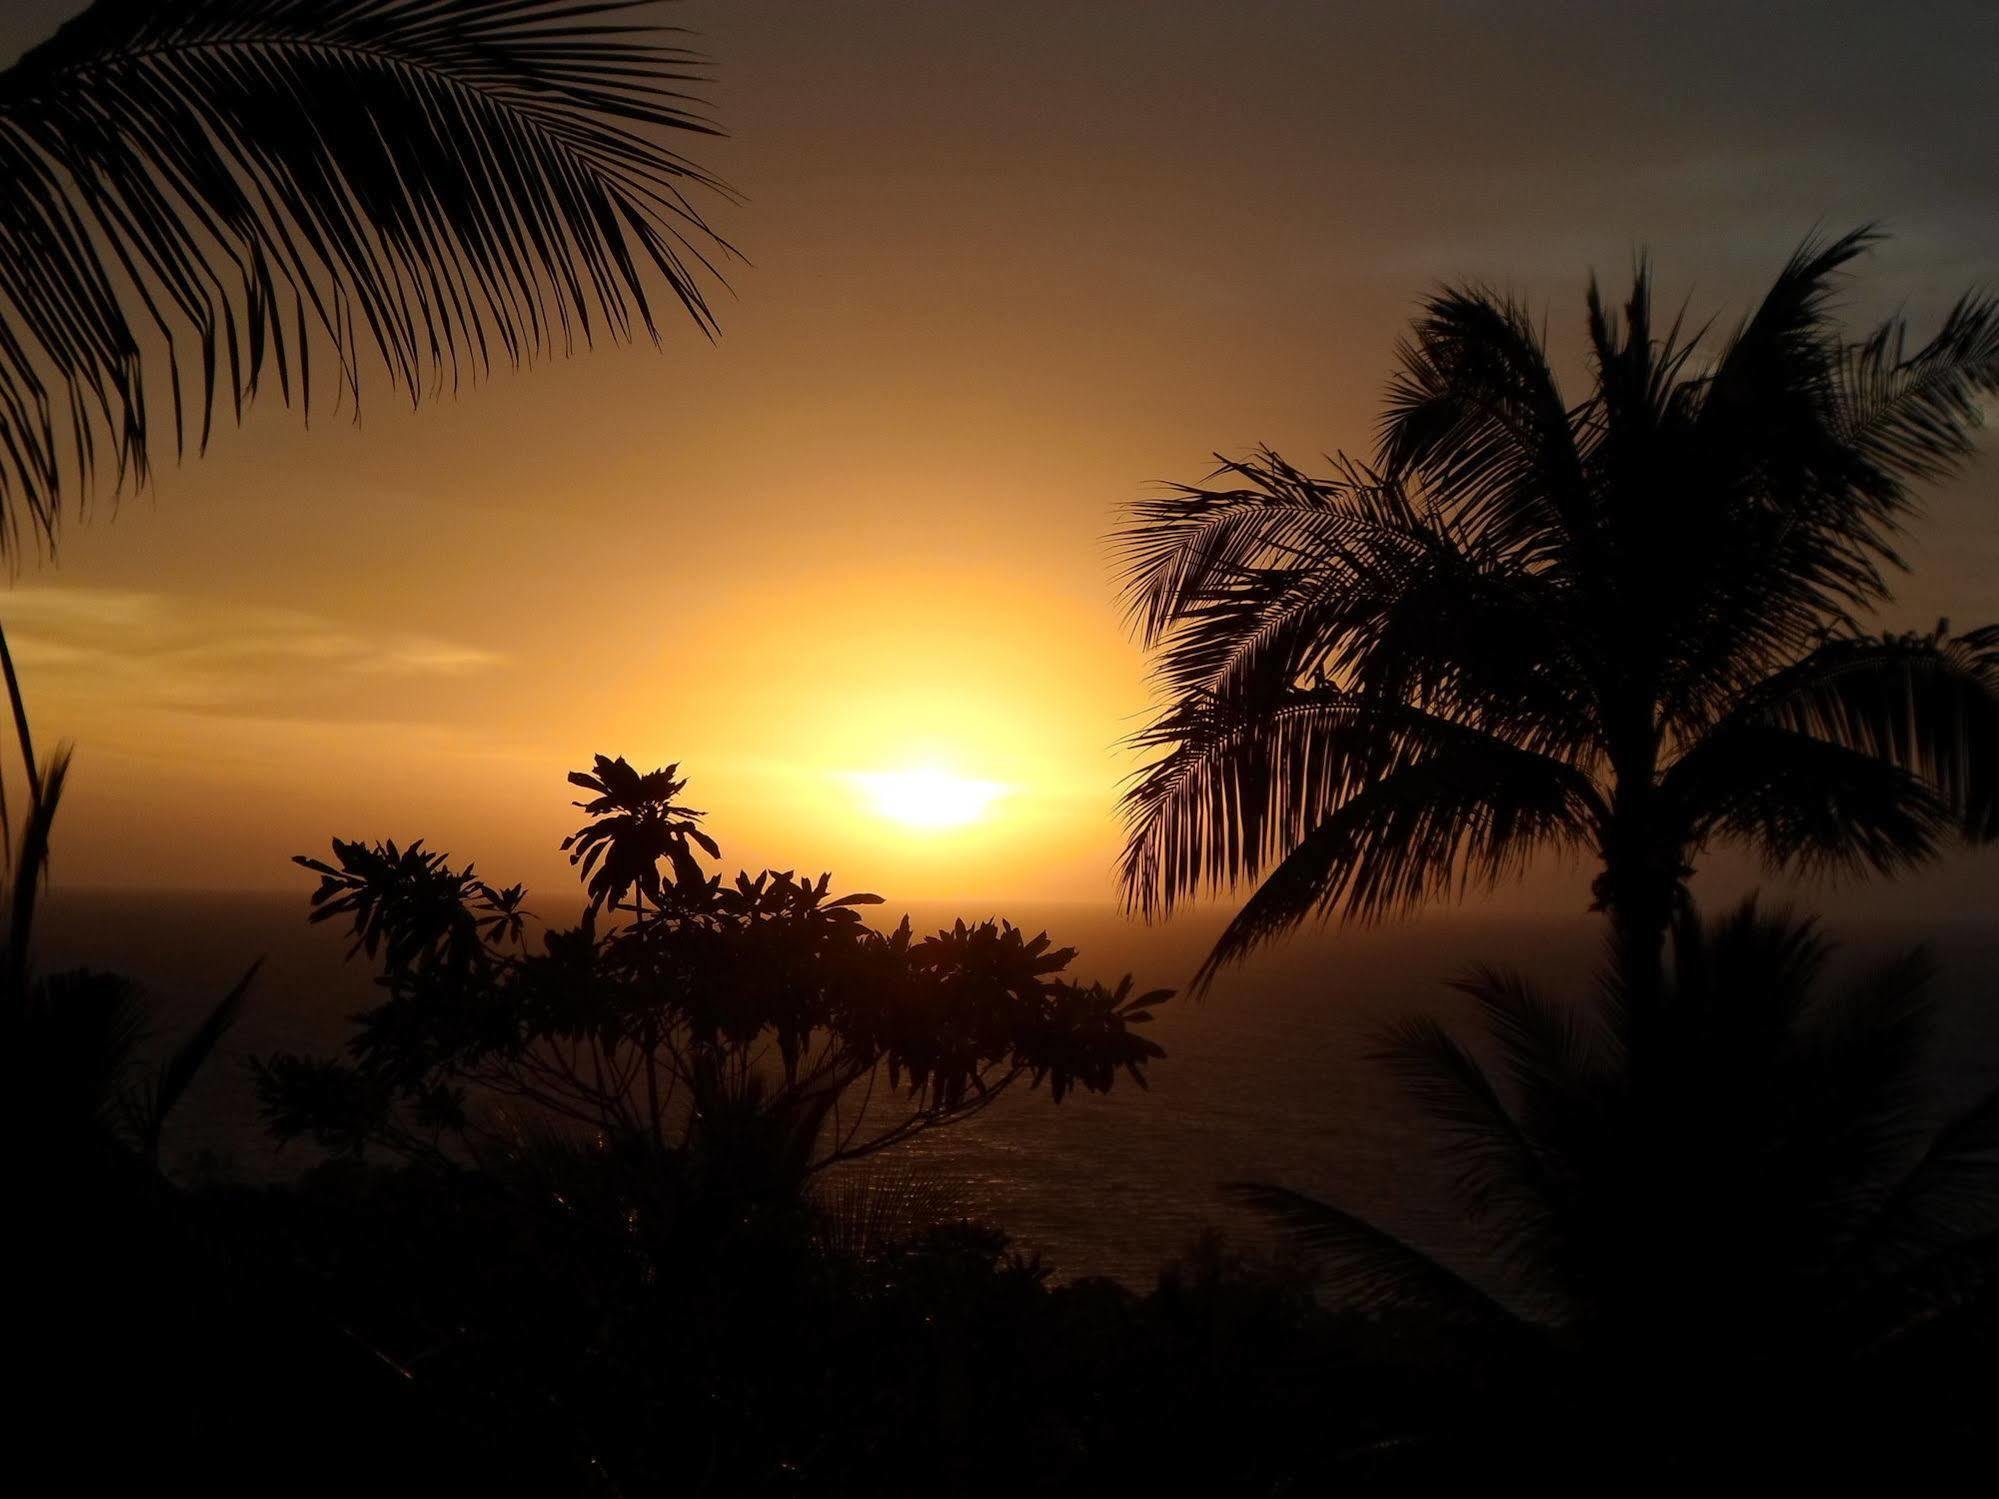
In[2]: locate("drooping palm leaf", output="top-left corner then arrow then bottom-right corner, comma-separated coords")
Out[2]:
1667,722 -> 1956,876
1222,1179 -> 1536,1333
1186,723 -> 1599,983
1733,626 -> 1999,832
1374,1015 -> 1570,1292
1666,624 -> 1999,877
1854,1085 -> 1999,1272
0,0 -> 734,555
1838,290 -> 1999,489
131,958 -> 262,1164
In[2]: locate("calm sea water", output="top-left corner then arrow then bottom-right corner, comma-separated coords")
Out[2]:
37,891 -> 1999,1287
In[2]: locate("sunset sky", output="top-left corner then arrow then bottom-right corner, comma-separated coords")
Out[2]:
2,0 -> 1995,916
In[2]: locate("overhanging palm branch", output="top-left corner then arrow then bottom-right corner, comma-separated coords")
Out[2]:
0,0 -> 734,555
1119,230 -> 1999,985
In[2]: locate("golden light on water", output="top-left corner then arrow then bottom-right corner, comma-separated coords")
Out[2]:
848,766 -> 1009,830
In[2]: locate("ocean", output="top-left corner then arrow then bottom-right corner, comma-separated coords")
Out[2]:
37,890 -> 1999,1287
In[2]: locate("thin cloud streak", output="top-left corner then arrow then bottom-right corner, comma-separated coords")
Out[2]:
2,586 -> 504,720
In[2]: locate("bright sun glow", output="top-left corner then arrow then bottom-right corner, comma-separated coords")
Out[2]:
849,766 -> 1009,830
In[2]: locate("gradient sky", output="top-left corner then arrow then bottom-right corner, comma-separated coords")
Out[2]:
1,1 -> 1995,919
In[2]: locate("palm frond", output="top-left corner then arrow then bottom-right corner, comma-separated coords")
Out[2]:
1854,1084 -> 1999,1272
1766,625 -> 1999,837
1662,226 -> 1903,705
1376,285 -> 1594,562
1837,289 -> 1999,490
1694,226 -> 1878,441
1223,1180 -> 1534,1331
1458,964 -> 1614,1165
1114,450 -> 1425,650
1843,1225 -> 1999,1361
0,0 -> 733,555
1118,686 -> 1376,920
1669,721 -> 1953,877
1374,1016 -> 1569,1292
1584,258 -> 1705,443
1787,944 -> 1940,1234
0,620 -> 42,856
135,958 -> 262,1164
1671,624 -> 1999,871
1185,730 -> 1598,984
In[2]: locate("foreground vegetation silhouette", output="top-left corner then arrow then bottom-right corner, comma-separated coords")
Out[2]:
1119,229 -> 1999,993
257,755 -> 1169,1181
1232,902 -> 1999,1483
1118,227 -> 1999,1486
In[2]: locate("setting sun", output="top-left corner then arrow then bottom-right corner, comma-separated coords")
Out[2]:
848,766 -> 1009,830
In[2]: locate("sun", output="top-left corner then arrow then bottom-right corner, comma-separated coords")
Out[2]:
848,766 -> 1009,830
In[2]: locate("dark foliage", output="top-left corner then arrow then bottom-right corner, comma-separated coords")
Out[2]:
0,0 -> 732,555
180,1153 -> 1383,1496
1117,230 -> 1999,989
4,637 -> 279,1483
259,756 -> 1169,1178
1233,900 -> 1999,1483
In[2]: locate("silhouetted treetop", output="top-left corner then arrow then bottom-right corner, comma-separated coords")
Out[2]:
562,755 -> 719,911
1118,228 -> 1999,992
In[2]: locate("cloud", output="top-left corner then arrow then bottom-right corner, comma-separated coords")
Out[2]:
0,585 -> 503,721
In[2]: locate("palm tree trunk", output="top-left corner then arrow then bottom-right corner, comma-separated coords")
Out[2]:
1598,730 -> 1680,1015
1608,884 -> 1672,1005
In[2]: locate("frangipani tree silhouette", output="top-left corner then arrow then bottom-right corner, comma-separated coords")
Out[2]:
263,758 -> 1169,1181
1232,902 -> 1999,1479
0,0 -> 732,556
1118,230 -> 1999,994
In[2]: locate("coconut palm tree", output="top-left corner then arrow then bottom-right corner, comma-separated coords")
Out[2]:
0,0 -> 733,558
1118,230 -> 1999,994
1232,902 -> 1999,1479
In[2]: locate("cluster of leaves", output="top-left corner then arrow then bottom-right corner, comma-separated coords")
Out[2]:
257,756 -> 1168,1175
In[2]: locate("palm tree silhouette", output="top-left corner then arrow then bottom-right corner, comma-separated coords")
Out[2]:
1231,902 -> 1999,1478
0,0 -> 732,556
1118,230 -> 1999,994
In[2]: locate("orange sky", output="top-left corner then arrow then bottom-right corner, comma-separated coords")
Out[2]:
2,1 -> 1996,918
